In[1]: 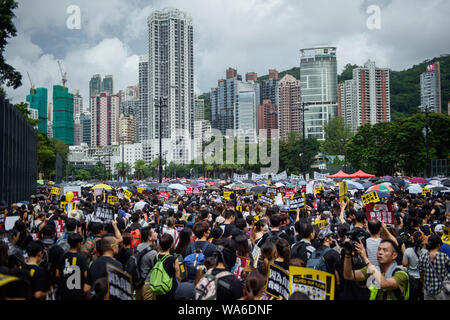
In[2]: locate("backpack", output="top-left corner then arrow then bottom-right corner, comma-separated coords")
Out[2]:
80,237 -> 102,265
130,228 -> 142,250
256,230 -> 286,248
149,254 -> 173,295
184,242 -> 210,282
195,269 -> 234,300
305,247 -> 332,272
125,246 -> 155,289
290,241 -> 310,264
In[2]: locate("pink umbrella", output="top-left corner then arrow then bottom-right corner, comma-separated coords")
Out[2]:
409,177 -> 427,184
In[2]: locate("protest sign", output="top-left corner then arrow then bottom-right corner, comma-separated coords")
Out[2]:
223,191 -> 232,200
163,203 -> 179,212
232,256 -> 250,280
258,194 -> 274,205
94,188 -> 103,197
314,172 -> 329,180
284,190 -> 295,199
4,216 -> 19,231
107,195 -> 119,205
51,187 -> 61,195
422,188 -> 432,196
267,187 -> 277,195
314,219 -> 326,230
265,263 -> 290,300
55,219 -> 64,233
242,193 -> 255,202
289,196 -> 305,211
123,189 -> 133,199
338,182 -> 347,201
193,187 -> 201,195
63,186 -> 81,201
60,201 -> 68,211
158,191 -> 170,201
94,206 -> 115,223
185,187 -> 192,195
365,203 -> 395,225
289,266 -> 335,300
0,209 -> 5,228
361,191 -> 380,205
106,264 -> 132,300
315,186 -> 324,194
441,227 -> 450,246
137,187 -> 145,194
252,245 -> 261,268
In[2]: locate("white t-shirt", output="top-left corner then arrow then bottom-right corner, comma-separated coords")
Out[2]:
366,237 -> 382,267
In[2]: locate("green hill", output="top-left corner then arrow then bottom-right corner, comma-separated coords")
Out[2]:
201,54 -> 450,121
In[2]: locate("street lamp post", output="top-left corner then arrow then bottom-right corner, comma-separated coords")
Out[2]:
341,137 -> 349,172
156,97 -> 167,183
296,102 -> 310,178
120,136 -> 125,182
423,104 -> 431,178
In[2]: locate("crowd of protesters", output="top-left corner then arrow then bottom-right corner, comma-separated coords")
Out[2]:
0,180 -> 449,301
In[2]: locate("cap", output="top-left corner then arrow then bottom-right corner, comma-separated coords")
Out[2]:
318,227 -> 333,241
434,224 -> 444,234
174,282 -> 196,300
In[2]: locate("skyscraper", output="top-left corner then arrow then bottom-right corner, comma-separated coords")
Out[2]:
147,8 -> 195,151
102,75 -> 114,95
89,75 -> 102,99
257,99 -> 278,139
300,46 -> 338,140
73,89 -> 83,120
91,92 -> 120,147
194,97 -> 205,121
119,113 -> 137,144
79,113 -> 91,146
52,85 -> 74,145
260,69 -> 279,106
120,85 -> 139,116
420,62 -> 441,113
26,87 -> 48,134
277,74 -> 301,141
137,55 -> 149,142
338,60 -> 390,131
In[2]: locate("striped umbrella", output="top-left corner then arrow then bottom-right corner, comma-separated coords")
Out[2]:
366,184 -> 394,193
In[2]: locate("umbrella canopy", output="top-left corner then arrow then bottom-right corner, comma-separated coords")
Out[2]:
381,176 -> 393,180
376,179 -> 391,184
442,179 -> 450,187
168,183 -> 187,191
407,184 -> 423,194
343,180 -> 364,190
91,184 -> 112,190
206,185 -> 221,191
348,170 -> 376,178
390,177 -> 406,186
275,182 -> 285,188
35,194 -> 48,200
327,170 -> 353,179
367,184 -> 394,193
428,180 -> 443,186
362,182 -> 374,189
368,177 -> 379,182
409,177 -> 427,184
250,186 -> 267,194
427,186 -> 449,192
364,190 -> 389,198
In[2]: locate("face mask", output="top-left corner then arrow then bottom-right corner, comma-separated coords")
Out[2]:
330,240 -> 337,248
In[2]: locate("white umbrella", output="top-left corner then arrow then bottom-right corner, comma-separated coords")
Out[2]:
407,184 -> 423,194
344,180 -> 364,190
168,183 -> 187,191
428,180 -> 443,186
275,182 -> 285,188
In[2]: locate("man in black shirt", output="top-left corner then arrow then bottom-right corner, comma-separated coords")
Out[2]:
256,214 -> 291,248
221,210 -> 237,238
56,233 -> 88,300
24,241 -> 50,300
84,236 -> 123,295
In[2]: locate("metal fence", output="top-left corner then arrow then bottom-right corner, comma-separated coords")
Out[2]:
0,94 -> 38,206
431,159 -> 449,177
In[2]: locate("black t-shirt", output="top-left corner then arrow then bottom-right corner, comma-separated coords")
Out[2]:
256,229 -> 291,248
185,241 -> 217,258
155,254 -> 177,300
222,224 -> 237,238
25,264 -> 48,299
211,268 -> 243,300
86,256 -> 123,287
115,247 -> 133,269
57,251 -> 89,300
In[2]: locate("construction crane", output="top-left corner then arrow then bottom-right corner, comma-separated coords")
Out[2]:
57,60 -> 67,88
27,72 -> 36,94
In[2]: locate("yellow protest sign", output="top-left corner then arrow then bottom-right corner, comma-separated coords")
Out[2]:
137,187 -> 145,194
442,227 -> 450,246
315,186 -> 324,194
289,266 -> 335,300
51,187 -> 61,195
254,214 -> 262,222
315,219 -> 326,230
107,196 -> 119,205
60,201 -> 68,209
338,182 -> 347,201
71,202 -> 77,211
361,191 -> 380,205
223,191 -> 232,200
422,188 -> 432,196
124,189 -> 133,199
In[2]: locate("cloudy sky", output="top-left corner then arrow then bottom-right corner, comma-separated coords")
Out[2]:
4,0 -> 450,108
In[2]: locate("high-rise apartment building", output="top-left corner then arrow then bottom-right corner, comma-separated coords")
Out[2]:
102,75 -> 114,95
194,97 -> 205,121
120,85 -> 139,116
137,55 -> 149,142
89,74 -> 102,109
53,85 -> 74,145
420,62 -> 441,113
300,46 -> 338,140
277,74 -> 301,141
338,60 -> 390,131
226,68 -> 237,80
246,72 -> 258,82
147,8 -> 194,150
26,87 -> 48,134
119,114 -> 137,144
260,69 -> 279,106
257,99 -> 278,138
73,120 -> 82,146
91,92 -> 120,147
211,69 -> 259,143
79,113 -> 91,146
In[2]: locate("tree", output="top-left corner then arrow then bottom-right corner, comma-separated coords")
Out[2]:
134,160 -> 147,180
75,169 -> 91,181
13,102 -> 38,127
322,117 -> 353,155
115,162 -> 131,180
0,0 -> 22,90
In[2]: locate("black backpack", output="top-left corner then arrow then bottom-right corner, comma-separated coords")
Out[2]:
290,241 -> 310,263
125,246 -> 155,289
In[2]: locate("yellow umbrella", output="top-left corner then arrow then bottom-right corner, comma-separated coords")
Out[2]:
91,184 -> 112,190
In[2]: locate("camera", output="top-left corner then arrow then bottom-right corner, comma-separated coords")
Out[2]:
343,229 -> 367,252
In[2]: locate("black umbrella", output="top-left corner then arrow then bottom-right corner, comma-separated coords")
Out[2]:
250,186 -> 267,194
430,186 -> 449,192
243,179 -> 255,184
369,177 -> 379,182
206,185 -> 221,191
362,182 -> 374,189
35,194 -> 48,200
391,177 -> 405,186
442,179 -> 450,187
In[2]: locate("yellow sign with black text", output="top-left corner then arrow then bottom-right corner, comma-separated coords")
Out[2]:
361,191 -> 380,205
442,227 -> 450,246
289,266 -> 335,300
